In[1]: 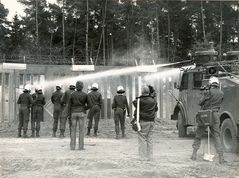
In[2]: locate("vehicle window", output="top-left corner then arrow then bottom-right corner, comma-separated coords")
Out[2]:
180,73 -> 188,90
193,73 -> 203,88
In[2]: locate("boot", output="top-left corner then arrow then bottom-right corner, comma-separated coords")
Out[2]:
36,130 -> 40,137
30,130 -> 35,137
86,128 -> 90,136
17,129 -> 21,138
191,149 -> 197,161
115,134 -> 119,139
94,129 -> 97,137
23,130 -> 28,138
52,131 -> 56,137
59,130 -> 65,138
219,154 -> 226,164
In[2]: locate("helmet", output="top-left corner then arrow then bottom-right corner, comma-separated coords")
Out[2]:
91,83 -> 99,90
117,86 -> 125,93
24,84 -> 31,92
69,85 -> 75,89
209,76 -> 219,86
56,84 -> 62,89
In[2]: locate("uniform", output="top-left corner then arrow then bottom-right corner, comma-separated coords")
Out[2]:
30,91 -> 37,137
132,85 -> 158,161
17,89 -> 33,138
112,86 -> 130,139
51,87 -> 64,137
68,81 -> 88,150
191,77 -> 225,164
31,90 -> 46,137
61,85 -> 75,137
87,86 -> 102,136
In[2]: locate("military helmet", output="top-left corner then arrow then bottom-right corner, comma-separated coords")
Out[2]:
117,86 -> 125,93
91,83 -> 99,90
24,84 -> 31,92
141,85 -> 150,96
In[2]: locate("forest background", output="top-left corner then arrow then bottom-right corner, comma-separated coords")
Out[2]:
0,0 -> 238,65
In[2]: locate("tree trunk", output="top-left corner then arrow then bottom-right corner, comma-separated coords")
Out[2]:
86,0 -> 89,64
201,0 -> 206,42
35,0 -> 38,59
62,0 -> 65,60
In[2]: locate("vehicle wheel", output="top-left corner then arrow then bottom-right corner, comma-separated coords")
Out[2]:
178,111 -> 187,137
221,118 -> 238,153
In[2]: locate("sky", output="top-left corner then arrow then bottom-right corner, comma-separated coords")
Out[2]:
1,0 -> 57,21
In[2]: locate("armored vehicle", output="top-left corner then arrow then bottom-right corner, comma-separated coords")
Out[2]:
171,50 -> 239,153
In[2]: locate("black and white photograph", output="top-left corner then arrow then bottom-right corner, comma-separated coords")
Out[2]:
0,0 -> 239,177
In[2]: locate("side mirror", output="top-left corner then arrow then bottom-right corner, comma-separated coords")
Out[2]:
174,82 -> 179,89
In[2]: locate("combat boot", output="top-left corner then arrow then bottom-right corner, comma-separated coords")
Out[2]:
17,129 -> 22,138
115,134 -> 119,139
94,129 -> 97,137
30,130 -> 35,137
191,149 -> 197,161
36,130 -> 40,137
86,128 -> 90,136
23,131 -> 28,138
59,130 -> 65,138
219,154 -> 226,164
52,131 -> 56,137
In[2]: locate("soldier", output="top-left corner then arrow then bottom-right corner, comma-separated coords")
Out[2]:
17,85 -> 33,138
31,88 -> 46,137
86,83 -> 103,136
112,86 -> 130,139
51,84 -> 64,137
68,81 -> 88,150
61,84 -> 75,137
30,88 -> 38,137
191,76 -> 226,164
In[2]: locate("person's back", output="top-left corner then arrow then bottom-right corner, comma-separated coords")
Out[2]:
87,90 -> 102,108
69,90 -> 88,113
18,92 -> 32,108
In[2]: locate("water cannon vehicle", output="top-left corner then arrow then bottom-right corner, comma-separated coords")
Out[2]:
171,50 -> 239,153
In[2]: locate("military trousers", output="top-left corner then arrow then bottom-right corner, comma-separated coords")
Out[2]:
114,108 -> 125,135
192,111 -> 223,155
18,107 -> 30,131
137,121 -> 154,161
61,105 -> 70,131
70,112 -> 86,150
87,105 -> 100,131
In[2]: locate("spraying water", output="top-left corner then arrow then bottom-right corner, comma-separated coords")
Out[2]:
40,61 -> 190,89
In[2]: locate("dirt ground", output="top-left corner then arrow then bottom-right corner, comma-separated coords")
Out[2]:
0,118 -> 239,178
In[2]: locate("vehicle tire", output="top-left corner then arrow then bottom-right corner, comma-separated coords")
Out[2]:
221,118 -> 238,153
178,110 -> 187,137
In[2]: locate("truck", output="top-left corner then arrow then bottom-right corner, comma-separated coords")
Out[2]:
171,49 -> 239,153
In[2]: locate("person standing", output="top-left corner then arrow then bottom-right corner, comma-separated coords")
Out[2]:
30,88 -> 38,137
191,76 -> 226,164
31,88 -> 46,137
132,85 -> 158,161
61,84 -> 75,137
68,81 -> 88,150
112,86 -> 130,139
17,85 -> 33,138
51,84 -> 64,137
86,83 -> 103,137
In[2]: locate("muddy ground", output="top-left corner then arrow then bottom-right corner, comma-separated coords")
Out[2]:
0,118 -> 238,178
